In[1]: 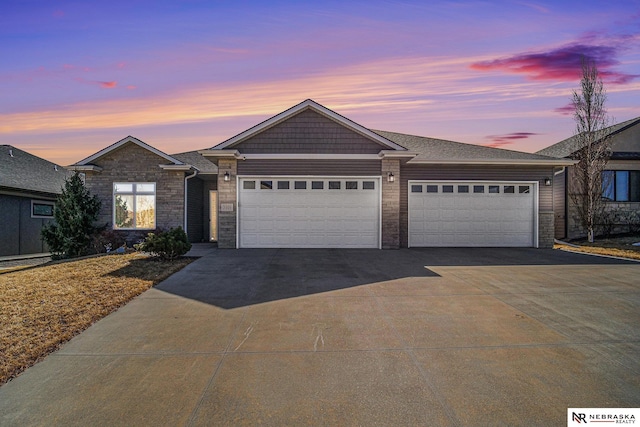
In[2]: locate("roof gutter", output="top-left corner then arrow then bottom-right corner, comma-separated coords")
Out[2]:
407,158 -> 578,166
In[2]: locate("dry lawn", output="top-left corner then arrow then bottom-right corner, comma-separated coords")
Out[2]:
555,234 -> 640,261
0,253 -> 193,385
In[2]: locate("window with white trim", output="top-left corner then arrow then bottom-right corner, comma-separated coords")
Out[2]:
113,183 -> 156,229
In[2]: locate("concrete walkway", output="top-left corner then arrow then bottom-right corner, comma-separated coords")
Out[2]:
1,248 -> 639,426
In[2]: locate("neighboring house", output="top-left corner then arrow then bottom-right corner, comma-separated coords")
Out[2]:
537,117 -> 640,240
0,145 -> 71,256
69,100 -> 572,249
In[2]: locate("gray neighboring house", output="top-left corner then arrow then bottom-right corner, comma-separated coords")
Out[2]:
69,99 -> 573,249
0,145 -> 71,256
537,117 -> 640,239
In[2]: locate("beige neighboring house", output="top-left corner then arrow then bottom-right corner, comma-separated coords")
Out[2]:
537,117 -> 640,240
69,99 -> 572,249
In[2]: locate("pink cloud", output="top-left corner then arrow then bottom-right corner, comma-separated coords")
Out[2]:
74,77 -> 117,89
554,103 -> 575,116
484,132 -> 540,148
470,43 -> 639,84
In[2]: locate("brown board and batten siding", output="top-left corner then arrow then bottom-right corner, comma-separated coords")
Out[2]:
231,109 -> 388,154
553,170 -> 566,239
238,159 -> 382,176
400,164 -> 556,248
186,177 -> 204,242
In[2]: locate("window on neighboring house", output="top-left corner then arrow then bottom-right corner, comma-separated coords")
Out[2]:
31,200 -> 54,218
113,182 -> 156,229
602,171 -> 640,202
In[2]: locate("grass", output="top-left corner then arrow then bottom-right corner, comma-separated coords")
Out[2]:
0,253 -> 193,386
555,233 -> 640,261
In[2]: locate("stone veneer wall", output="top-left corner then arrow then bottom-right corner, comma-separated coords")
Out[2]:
538,211 -> 555,248
381,158 -> 400,249
216,158 -> 237,248
84,143 -> 185,245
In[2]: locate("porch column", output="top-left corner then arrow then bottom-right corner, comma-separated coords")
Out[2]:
217,158 -> 238,248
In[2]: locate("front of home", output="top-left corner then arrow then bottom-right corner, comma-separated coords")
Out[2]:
537,117 -> 640,240
70,99 -> 572,249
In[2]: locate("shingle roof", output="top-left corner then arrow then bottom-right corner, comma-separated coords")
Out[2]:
0,145 -> 72,196
171,150 -> 218,173
373,130 -> 563,164
536,117 -> 640,158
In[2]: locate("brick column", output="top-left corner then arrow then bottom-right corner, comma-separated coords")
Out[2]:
381,158 -> 400,249
217,158 -> 237,248
538,211 -> 554,249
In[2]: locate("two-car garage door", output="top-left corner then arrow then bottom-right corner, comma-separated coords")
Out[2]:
409,181 -> 537,247
236,177 -> 537,248
238,177 -> 380,248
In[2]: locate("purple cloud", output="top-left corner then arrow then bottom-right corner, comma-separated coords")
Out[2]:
554,103 -> 575,116
484,132 -> 540,148
471,43 -> 639,84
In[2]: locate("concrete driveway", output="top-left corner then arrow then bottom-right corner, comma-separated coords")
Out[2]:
1,247 -> 639,426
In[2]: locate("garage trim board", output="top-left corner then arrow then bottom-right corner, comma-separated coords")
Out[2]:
408,180 -> 539,248
237,176 -> 382,248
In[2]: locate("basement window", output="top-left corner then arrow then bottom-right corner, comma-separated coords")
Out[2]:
31,201 -> 54,218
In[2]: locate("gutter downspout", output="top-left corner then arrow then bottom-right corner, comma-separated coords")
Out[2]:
184,169 -> 198,233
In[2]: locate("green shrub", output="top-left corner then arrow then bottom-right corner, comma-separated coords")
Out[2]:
42,172 -> 102,259
135,227 -> 192,260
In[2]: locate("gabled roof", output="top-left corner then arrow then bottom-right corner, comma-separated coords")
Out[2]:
73,135 -> 187,166
212,99 -> 407,152
0,145 -> 72,196
172,150 -> 218,173
374,130 -> 572,165
536,117 -> 640,158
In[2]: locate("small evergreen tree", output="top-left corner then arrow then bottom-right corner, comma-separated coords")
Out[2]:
42,172 -> 102,258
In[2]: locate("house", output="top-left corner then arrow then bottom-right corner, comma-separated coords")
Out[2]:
70,99 -> 572,249
537,117 -> 640,240
68,137 -> 218,245
0,145 -> 72,256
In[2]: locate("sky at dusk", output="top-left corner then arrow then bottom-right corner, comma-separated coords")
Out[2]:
2,0 -> 639,166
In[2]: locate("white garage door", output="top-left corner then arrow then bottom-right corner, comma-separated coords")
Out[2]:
238,177 -> 380,248
409,181 -> 537,247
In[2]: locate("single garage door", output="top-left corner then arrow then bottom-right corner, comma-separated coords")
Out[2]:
409,181 -> 537,247
238,177 -> 381,248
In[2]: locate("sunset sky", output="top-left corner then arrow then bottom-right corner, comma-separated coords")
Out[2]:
2,0 -> 639,166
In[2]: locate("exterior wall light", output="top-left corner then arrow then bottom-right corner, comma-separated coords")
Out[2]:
544,177 -> 551,186
224,171 -> 230,182
387,172 -> 395,183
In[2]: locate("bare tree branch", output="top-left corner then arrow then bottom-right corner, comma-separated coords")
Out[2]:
568,58 -> 612,242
